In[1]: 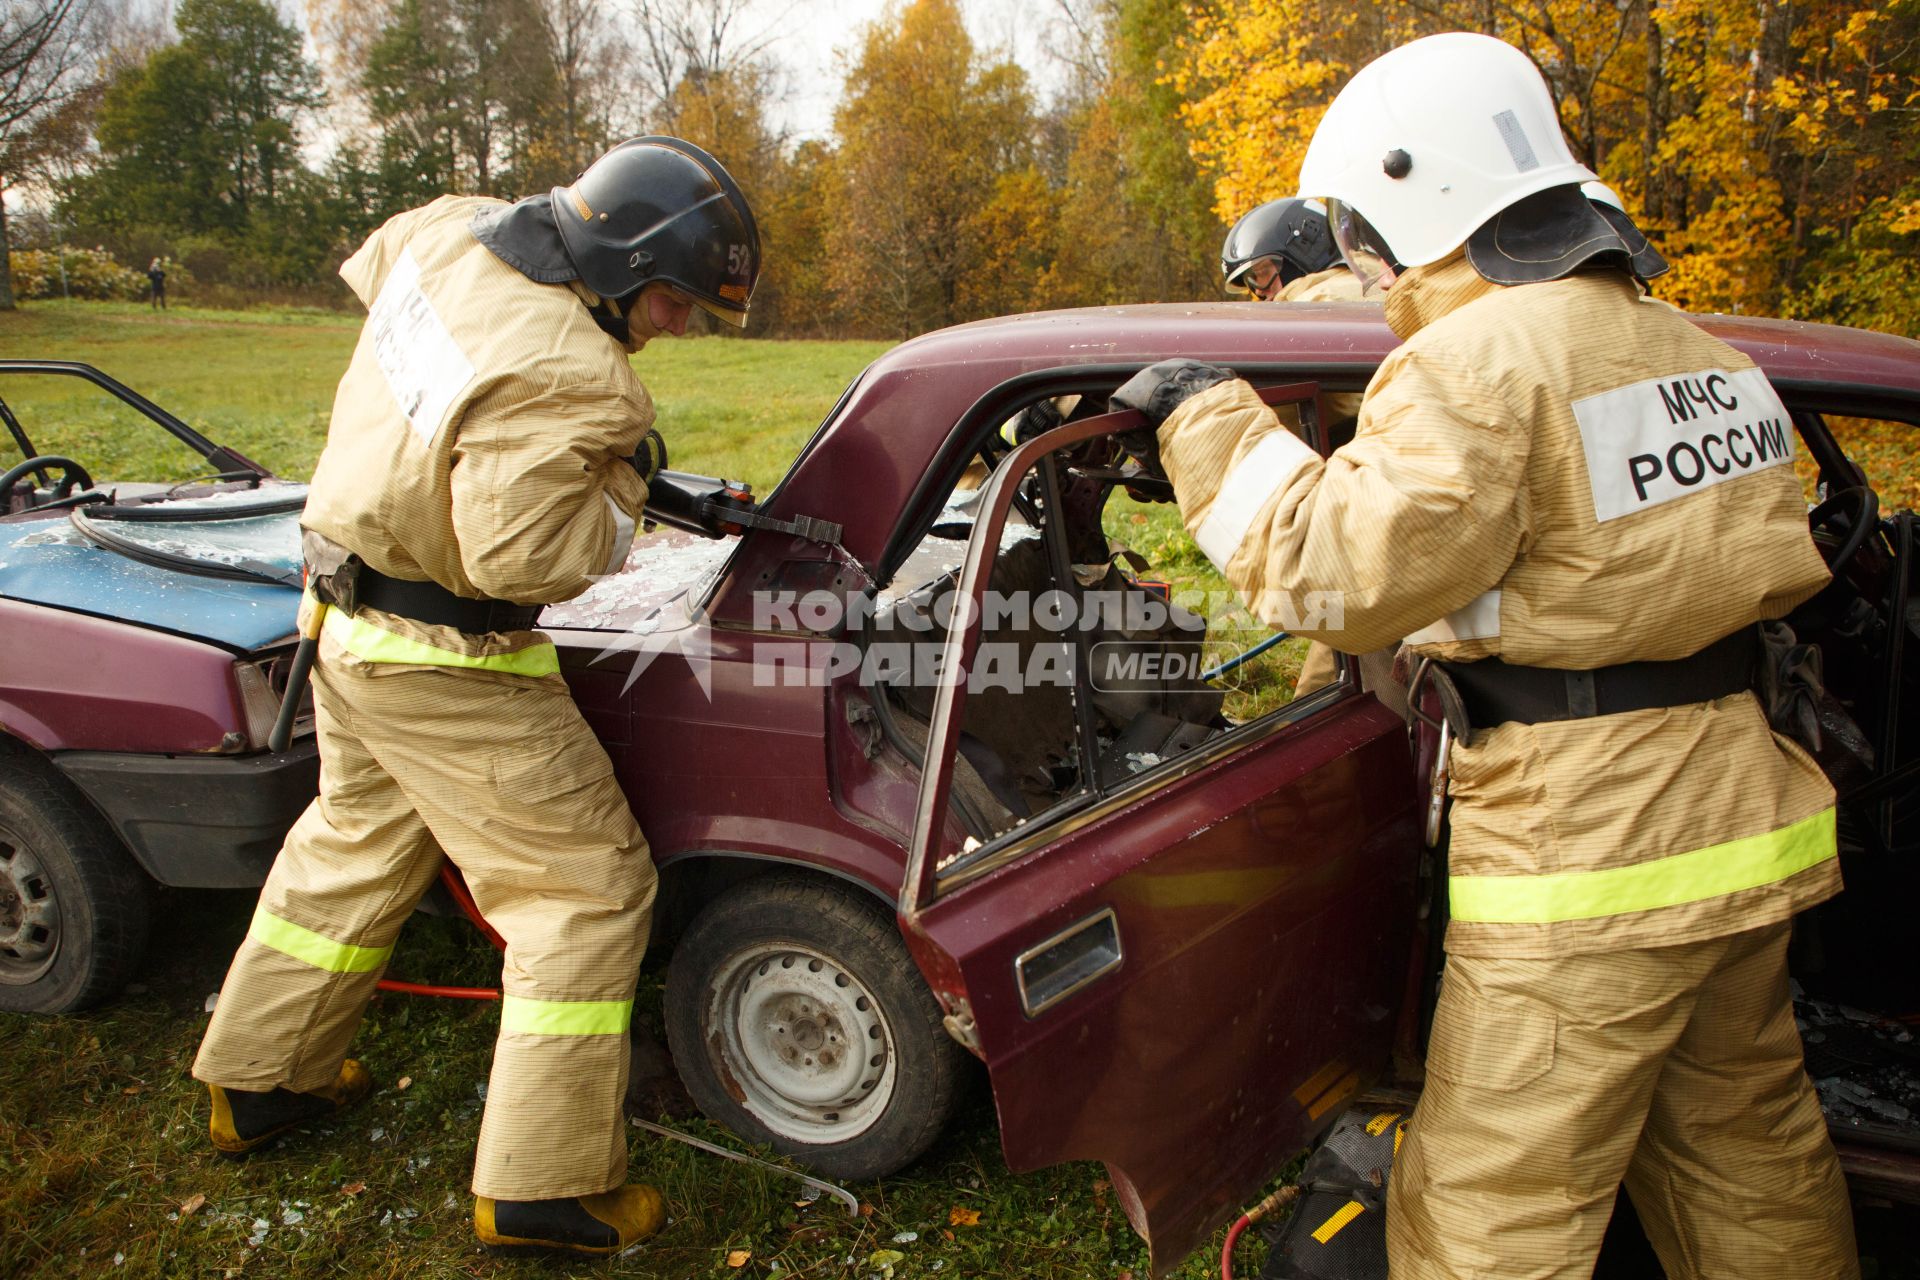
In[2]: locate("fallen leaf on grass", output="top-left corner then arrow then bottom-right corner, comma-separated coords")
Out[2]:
341,1182 -> 366,1197
948,1206 -> 981,1227
941,1229 -> 954,1241
178,1194 -> 206,1217
121,1085 -> 145,1096
396,1076 -> 412,1091
726,1248 -> 751,1267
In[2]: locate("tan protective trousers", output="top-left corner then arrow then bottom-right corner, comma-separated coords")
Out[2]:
194,634 -> 657,1201
1387,921 -> 1857,1280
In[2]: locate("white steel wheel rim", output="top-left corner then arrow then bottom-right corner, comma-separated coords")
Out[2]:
706,942 -> 897,1143
0,831 -> 59,986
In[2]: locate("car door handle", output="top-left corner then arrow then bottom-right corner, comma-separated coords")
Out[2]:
1015,907 -> 1123,1018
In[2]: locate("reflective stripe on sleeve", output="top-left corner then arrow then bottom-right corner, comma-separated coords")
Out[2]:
1192,428 -> 1319,571
250,906 -> 393,974
499,995 -> 633,1037
1450,806 -> 1836,924
323,605 -> 559,676
1405,588 -> 1503,646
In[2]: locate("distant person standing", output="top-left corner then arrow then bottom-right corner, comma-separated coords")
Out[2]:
147,258 -> 166,310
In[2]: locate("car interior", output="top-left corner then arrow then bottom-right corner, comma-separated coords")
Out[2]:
859,380 -> 1367,857
1773,404 -> 1919,1157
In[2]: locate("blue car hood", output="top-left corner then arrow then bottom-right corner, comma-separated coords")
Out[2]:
0,491 -> 304,653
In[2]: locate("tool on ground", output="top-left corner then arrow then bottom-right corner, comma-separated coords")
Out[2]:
1248,1106 -> 1407,1280
631,1118 -> 859,1217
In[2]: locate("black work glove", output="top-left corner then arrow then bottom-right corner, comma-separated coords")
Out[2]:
626,427 -> 668,487
1002,396 -> 1067,446
1107,359 -> 1235,428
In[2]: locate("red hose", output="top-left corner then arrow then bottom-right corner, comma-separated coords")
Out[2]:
369,863 -> 509,1001
1221,1213 -> 1252,1280
374,978 -> 501,1001
1221,1184 -> 1299,1280
440,862 -> 507,951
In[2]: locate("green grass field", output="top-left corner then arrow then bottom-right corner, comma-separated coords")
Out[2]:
7,300 -> 1912,1280
0,301 -> 1282,1280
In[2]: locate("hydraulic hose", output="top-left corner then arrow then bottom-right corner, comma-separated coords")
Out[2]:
1204,630 -> 1292,682
1220,1184 -> 1301,1280
1221,1215 -> 1252,1280
371,864 -> 507,1001
373,979 -> 500,1001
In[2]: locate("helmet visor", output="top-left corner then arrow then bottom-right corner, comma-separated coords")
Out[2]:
1231,256 -> 1286,299
1327,199 -> 1402,294
690,294 -> 749,329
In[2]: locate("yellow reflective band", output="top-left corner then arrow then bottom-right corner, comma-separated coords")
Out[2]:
1311,1201 -> 1365,1245
324,605 -> 558,677
499,995 -> 633,1037
1450,807 -> 1836,925
249,906 -> 392,974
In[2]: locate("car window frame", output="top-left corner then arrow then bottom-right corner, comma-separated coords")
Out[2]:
900,383 -> 1358,912
877,362 -> 1376,586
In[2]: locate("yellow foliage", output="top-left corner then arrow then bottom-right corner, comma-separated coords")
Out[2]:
1171,0 -> 1920,327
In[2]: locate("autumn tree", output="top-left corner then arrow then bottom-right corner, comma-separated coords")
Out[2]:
827,0 -> 1045,336
0,0 -> 113,309
63,0 -> 329,280
360,0 -> 560,198
1173,0 -> 1920,331
1043,0 -> 1228,305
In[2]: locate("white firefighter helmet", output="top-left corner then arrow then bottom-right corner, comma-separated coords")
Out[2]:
1582,180 -> 1625,212
1297,32 -> 1595,284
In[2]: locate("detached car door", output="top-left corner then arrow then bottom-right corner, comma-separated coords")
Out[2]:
896,394 -> 1424,1274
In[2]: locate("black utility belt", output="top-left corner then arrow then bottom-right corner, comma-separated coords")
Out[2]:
353,565 -> 543,634
1437,627 -> 1758,730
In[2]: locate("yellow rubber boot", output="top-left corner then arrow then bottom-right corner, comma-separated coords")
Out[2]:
207,1059 -> 374,1157
474,1184 -> 667,1255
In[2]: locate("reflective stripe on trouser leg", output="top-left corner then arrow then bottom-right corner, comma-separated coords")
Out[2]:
325,662 -> 659,1202
194,654 -> 445,1093
1622,923 -> 1858,1279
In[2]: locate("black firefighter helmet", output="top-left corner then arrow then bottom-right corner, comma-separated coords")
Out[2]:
1221,197 -> 1341,291
553,136 -> 761,327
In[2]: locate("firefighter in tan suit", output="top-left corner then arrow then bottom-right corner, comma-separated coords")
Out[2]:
1222,198 -> 1372,703
1118,33 -> 1857,1280
1222,196 -> 1361,303
193,137 -> 761,1257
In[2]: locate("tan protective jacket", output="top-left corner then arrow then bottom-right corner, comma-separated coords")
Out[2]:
1278,266 -> 1366,303
302,195 -> 652,668
1160,254 -> 1839,957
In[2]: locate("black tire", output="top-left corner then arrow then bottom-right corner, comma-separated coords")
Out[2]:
0,755 -> 151,1013
664,872 -> 967,1181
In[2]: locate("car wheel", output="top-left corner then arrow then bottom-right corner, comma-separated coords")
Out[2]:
664,872 -> 967,1180
0,758 -> 151,1013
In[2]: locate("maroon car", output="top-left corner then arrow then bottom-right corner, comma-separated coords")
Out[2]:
539,302 -> 1917,1269
5,309 -> 1915,1272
